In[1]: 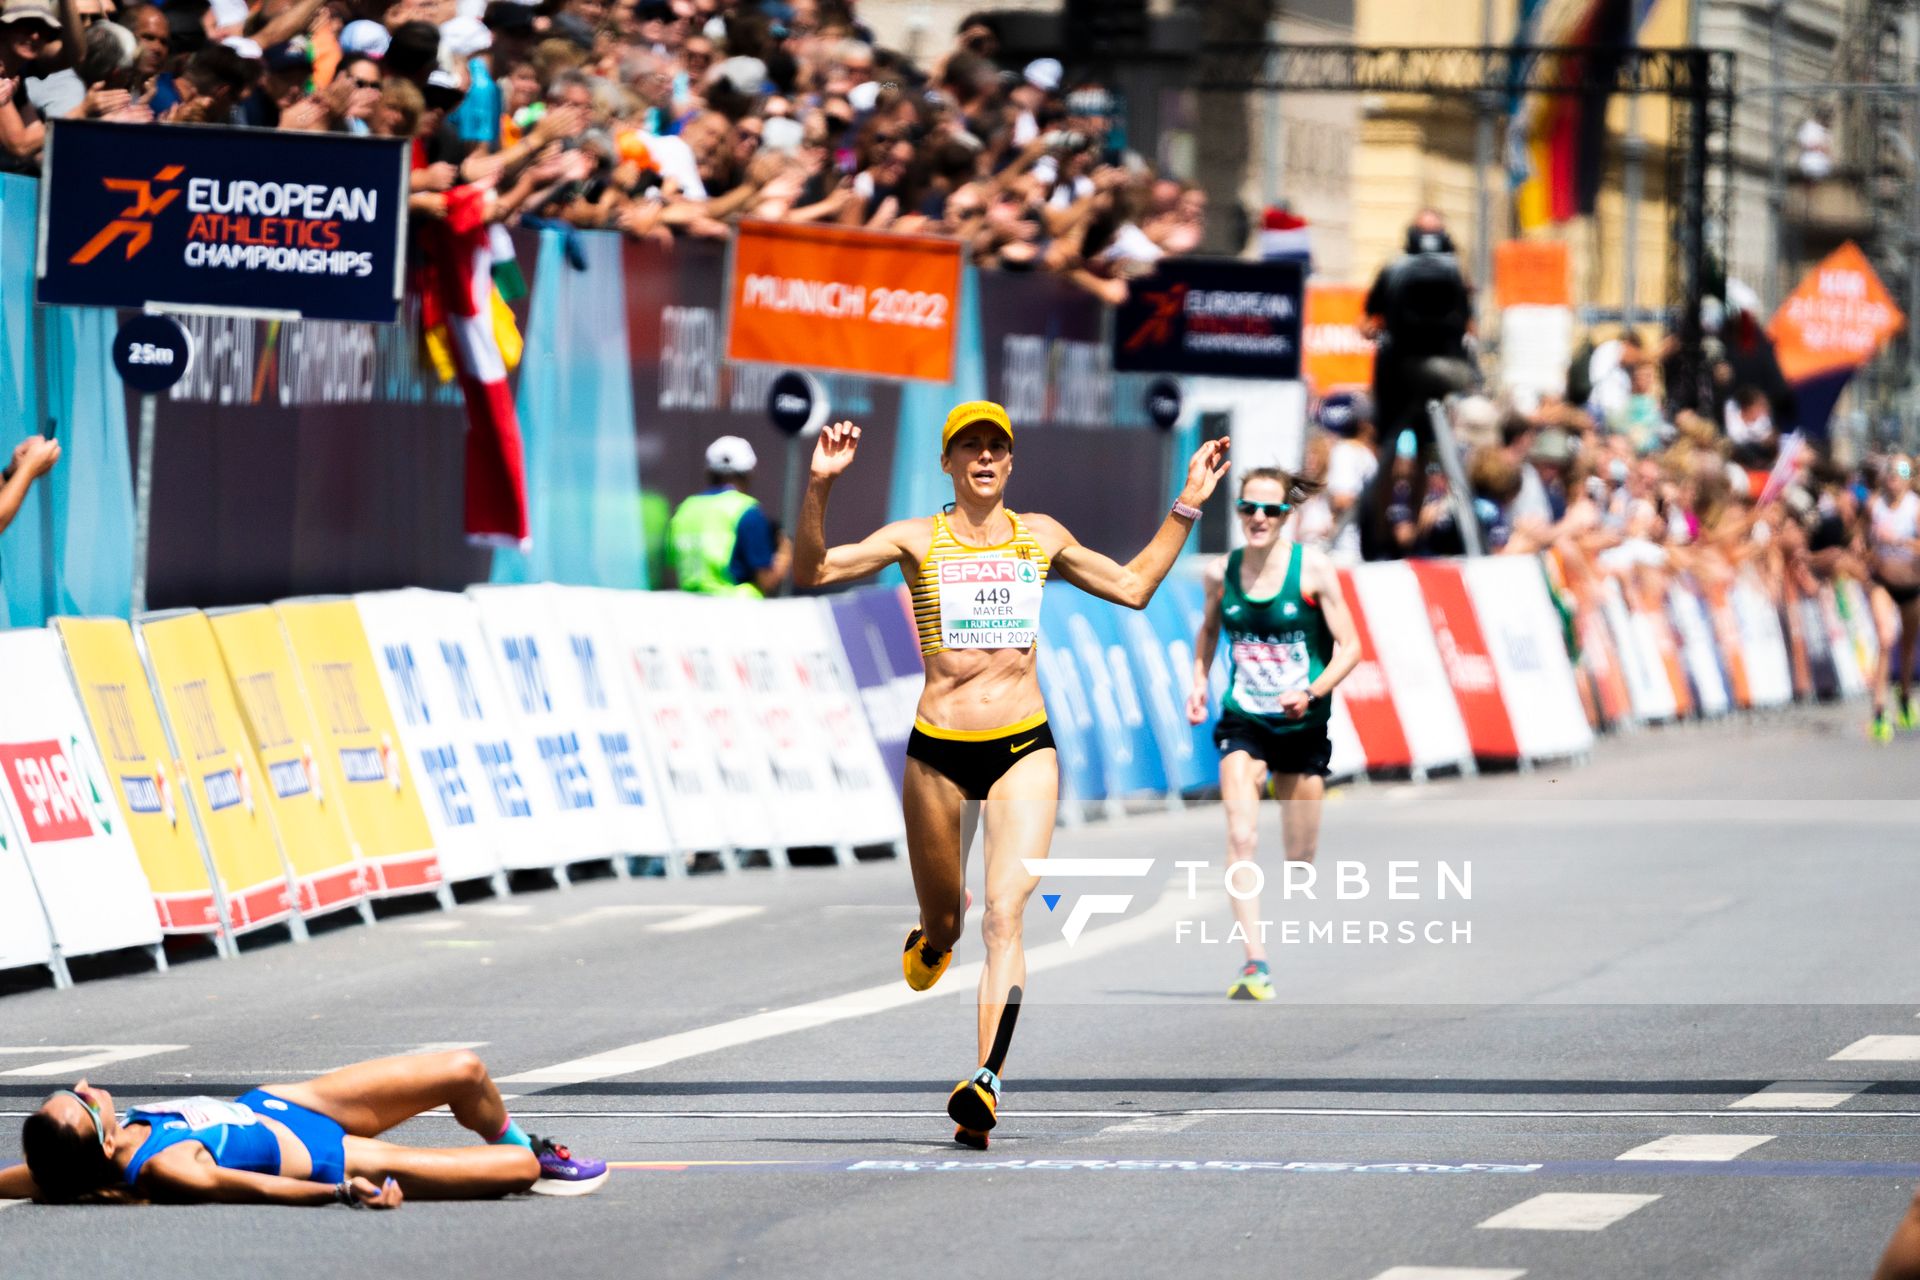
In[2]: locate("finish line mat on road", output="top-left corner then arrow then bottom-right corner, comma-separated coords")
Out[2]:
603,1157 -> 1920,1179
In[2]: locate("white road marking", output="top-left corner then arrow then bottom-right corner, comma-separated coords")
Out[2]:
1370,1269 -> 1525,1280
401,919 -> 465,932
548,904 -> 764,933
1729,1082 -> 1868,1109
0,1200 -> 23,1212
1477,1192 -> 1660,1232
1020,858 -> 1155,877
1098,1113 -> 1208,1136
0,1046 -> 187,1077
649,906 -> 765,933
501,889 -> 1189,1085
406,1041 -> 488,1055
1830,1036 -> 1920,1062
1615,1134 -> 1774,1162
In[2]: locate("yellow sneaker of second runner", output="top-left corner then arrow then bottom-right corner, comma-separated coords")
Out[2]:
902,927 -> 953,991
1227,961 -> 1275,1001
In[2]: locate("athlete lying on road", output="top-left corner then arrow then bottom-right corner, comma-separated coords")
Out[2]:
0,1049 -> 604,1207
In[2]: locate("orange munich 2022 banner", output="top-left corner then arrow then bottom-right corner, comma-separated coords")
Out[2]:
1301,284 -> 1376,397
725,220 -> 963,382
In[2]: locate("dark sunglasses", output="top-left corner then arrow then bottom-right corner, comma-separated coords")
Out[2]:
349,75 -> 380,89
1236,500 -> 1291,518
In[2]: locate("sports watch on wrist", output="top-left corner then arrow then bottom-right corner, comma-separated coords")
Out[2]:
1170,499 -> 1203,521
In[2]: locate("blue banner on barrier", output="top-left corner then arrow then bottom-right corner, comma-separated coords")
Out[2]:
828,586 -> 920,796
1035,638 -> 1103,808
37,120 -> 408,322
1149,575 -> 1226,783
1120,601 -> 1208,794
1042,587 -> 1164,801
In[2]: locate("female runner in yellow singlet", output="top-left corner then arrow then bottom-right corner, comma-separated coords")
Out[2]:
794,400 -> 1230,1147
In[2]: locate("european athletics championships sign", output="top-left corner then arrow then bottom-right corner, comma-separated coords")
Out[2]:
35,119 -> 409,323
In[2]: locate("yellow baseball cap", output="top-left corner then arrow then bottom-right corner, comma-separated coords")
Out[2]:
942,400 -> 1013,452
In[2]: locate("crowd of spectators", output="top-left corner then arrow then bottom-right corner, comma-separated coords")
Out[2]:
0,0 -> 1206,299
1294,323 -> 1908,602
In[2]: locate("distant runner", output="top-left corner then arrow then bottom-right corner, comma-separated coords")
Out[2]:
1867,453 -> 1919,742
1187,466 -> 1361,1000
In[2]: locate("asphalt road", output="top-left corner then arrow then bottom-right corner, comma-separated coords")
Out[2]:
2,703 -> 1915,1280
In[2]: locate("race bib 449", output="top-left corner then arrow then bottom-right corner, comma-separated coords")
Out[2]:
939,558 -> 1043,650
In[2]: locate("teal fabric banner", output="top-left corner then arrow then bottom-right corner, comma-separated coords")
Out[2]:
491,227 -> 648,589
0,173 -> 135,627
887,263 -> 984,524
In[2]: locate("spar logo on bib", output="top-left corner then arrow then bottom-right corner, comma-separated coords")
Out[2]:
938,558 -> 1037,585
0,740 -> 97,842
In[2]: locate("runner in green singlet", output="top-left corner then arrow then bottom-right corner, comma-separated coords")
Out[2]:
1186,466 -> 1362,1000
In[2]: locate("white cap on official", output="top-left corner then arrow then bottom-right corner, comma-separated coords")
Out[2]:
706,436 -> 758,476
1023,58 -> 1062,93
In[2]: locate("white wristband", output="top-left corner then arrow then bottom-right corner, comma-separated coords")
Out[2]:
1170,500 -> 1202,521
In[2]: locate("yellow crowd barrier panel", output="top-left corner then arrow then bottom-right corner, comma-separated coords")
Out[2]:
54,617 -> 228,936
139,611 -> 309,931
274,600 -> 440,896
207,606 -> 368,914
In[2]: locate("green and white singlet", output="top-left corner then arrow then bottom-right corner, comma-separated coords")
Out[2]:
1219,543 -> 1333,733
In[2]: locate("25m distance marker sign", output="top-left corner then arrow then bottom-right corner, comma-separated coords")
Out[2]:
36,119 -> 409,323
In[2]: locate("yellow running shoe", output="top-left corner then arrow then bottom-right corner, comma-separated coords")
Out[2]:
947,1067 -> 1000,1135
952,1125 -> 989,1151
1227,961 -> 1275,1001
1899,698 -> 1919,731
902,927 -> 952,991
1871,713 -> 1894,744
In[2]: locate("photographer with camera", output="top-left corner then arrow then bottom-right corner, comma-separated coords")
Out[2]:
1361,209 -> 1478,455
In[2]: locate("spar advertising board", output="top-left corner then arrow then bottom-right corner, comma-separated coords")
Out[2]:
1408,560 -> 1520,763
37,120 -> 408,321
688,594 -> 846,845
601,590 -> 744,855
466,584 -> 675,861
0,814 -> 53,973
623,590 -> 781,852
1331,569 -> 1414,772
765,597 -> 906,848
1344,564 -> 1471,775
355,589 -> 554,878
204,607 -> 368,913
1667,583 -> 1733,716
0,629 -> 161,960
548,586 -> 677,856
1459,558 -> 1594,762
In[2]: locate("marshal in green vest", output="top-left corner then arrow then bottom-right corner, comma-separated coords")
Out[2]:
668,488 -> 764,597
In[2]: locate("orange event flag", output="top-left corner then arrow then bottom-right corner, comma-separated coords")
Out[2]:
726,220 -> 963,382
1302,284 -> 1376,396
1768,242 -> 1905,384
